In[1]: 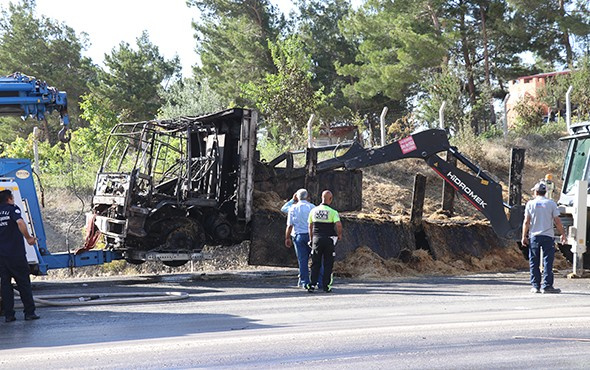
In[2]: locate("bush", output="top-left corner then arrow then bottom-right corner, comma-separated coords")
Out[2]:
513,95 -> 544,132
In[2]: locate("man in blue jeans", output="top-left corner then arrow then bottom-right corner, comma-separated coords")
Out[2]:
284,189 -> 321,288
521,182 -> 566,294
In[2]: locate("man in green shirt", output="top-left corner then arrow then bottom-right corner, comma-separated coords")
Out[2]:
307,190 -> 342,293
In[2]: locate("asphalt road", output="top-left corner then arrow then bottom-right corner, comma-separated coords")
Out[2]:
1,269 -> 590,369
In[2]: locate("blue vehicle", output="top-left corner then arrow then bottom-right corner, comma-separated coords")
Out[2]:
0,73 -> 122,275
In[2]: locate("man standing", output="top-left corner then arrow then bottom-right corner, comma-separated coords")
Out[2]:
307,190 -> 342,293
285,189 -> 316,288
0,189 -> 40,322
521,182 -> 566,294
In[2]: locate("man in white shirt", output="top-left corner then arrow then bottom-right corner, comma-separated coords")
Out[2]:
521,182 -> 566,294
284,189 -> 316,288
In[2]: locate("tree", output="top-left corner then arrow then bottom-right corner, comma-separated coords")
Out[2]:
188,0 -> 285,104
241,36 -> 329,148
509,0 -> 590,68
337,0 -> 449,102
295,0 -> 357,110
417,64 -> 471,132
336,0 -> 452,139
158,78 -> 228,119
0,0 -> 95,143
89,31 -> 181,122
538,56 -> 590,121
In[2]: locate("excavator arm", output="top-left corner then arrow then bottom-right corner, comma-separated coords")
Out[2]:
322,128 -> 523,240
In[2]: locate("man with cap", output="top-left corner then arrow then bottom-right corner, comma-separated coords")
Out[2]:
285,189 -> 317,288
521,182 -> 566,294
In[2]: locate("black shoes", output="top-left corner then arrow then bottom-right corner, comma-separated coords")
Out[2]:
5,316 -> 16,323
305,284 -> 333,293
541,287 -> 561,294
25,314 -> 40,321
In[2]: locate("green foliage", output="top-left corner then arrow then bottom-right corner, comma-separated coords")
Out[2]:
257,133 -> 289,163
189,0 -> 283,104
509,0 -> 590,67
337,0 -> 448,102
534,119 -> 568,138
158,78 -> 228,119
417,65 -> 470,132
91,31 -> 181,122
0,0 -> 95,142
479,125 -> 504,140
538,56 -> 590,121
449,124 -> 487,164
513,95 -> 545,131
242,36 -> 329,148
295,0 -> 357,110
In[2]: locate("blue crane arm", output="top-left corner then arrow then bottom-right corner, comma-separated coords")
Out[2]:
0,72 -> 70,142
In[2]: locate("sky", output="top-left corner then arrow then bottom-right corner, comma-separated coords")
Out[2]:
0,0 -> 298,77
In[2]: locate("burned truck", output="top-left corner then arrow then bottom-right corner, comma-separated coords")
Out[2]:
87,109 -> 257,266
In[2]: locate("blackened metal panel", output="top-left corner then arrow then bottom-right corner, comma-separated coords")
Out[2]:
254,169 -> 362,211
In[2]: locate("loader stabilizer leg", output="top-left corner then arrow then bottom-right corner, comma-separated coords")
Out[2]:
426,154 -> 521,240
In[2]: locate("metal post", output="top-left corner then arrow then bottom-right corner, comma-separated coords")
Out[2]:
508,148 -> 525,206
567,180 -> 587,278
32,127 -> 40,175
411,173 -> 427,226
441,151 -> 456,215
439,102 -> 446,130
305,147 -> 319,204
306,113 -> 318,202
566,85 -> 573,134
380,106 -> 388,147
307,114 -> 315,148
502,94 -> 510,137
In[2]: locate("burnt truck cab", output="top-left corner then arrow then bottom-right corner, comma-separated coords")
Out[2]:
87,109 -> 257,266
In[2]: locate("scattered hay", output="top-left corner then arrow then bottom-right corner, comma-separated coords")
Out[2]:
335,243 -> 532,279
253,189 -> 284,212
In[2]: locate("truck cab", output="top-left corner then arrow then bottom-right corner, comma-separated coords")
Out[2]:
558,121 -> 590,268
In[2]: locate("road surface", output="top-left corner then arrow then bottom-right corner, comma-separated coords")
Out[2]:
1,269 -> 590,369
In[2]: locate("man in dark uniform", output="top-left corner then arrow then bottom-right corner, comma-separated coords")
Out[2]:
307,190 -> 342,293
0,189 -> 40,322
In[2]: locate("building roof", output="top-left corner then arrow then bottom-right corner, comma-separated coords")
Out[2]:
513,70 -> 570,81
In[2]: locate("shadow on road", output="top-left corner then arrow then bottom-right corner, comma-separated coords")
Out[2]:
0,310 -> 274,350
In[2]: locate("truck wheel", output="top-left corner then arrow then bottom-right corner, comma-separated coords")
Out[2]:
160,218 -> 206,267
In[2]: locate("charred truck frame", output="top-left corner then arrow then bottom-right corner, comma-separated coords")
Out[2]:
87,109 -> 257,266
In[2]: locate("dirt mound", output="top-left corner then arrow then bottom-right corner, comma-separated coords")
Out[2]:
335,243 -> 532,279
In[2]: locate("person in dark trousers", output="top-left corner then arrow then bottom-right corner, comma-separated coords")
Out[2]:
307,190 -> 342,293
285,189 -> 317,288
521,182 -> 566,294
0,189 -> 40,322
